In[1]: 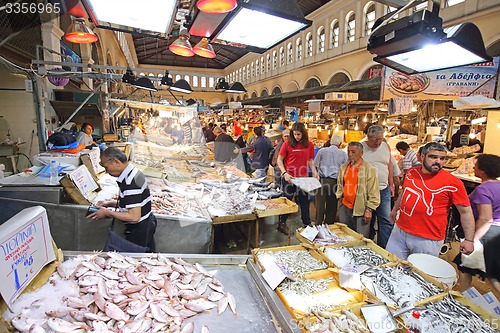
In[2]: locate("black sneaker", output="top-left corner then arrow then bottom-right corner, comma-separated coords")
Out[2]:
277,223 -> 290,235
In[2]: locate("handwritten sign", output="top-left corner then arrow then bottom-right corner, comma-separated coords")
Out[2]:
0,206 -> 56,308
86,148 -> 105,174
69,165 -> 99,199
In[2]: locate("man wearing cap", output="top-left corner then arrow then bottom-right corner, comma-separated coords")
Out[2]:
314,135 -> 348,224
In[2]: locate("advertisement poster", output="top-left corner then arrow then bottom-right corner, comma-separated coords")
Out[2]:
381,57 -> 499,100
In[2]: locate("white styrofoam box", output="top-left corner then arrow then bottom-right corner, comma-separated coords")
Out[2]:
0,206 -> 56,308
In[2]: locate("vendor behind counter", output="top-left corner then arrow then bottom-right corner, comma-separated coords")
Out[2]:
450,124 -> 483,152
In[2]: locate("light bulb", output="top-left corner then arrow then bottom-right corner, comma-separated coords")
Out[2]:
328,130 -> 331,135
354,123 -> 359,131
335,125 -> 339,132
469,133 -> 476,139
363,116 -> 368,122
384,130 -> 388,137
382,120 -> 386,126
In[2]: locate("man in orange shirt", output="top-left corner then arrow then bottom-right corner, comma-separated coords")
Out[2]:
336,142 -> 380,237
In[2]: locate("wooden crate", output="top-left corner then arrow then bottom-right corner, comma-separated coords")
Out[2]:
361,261 -> 448,310
211,212 -> 256,225
412,291 -> 499,331
295,223 -> 364,246
60,175 -> 91,204
318,239 -> 399,269
252,244 -> 326,273
255,197 -> 298,218
276,269 -> 366,321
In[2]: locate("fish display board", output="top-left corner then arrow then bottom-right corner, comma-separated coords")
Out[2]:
0,206 -> 56,308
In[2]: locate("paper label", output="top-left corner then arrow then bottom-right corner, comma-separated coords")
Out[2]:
300,225 -> 319,242
239,181 -> 250,193
0,206 -> 56,308
69,165 -> 99,199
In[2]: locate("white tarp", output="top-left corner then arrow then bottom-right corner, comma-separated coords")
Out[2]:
452,95 -> 500,110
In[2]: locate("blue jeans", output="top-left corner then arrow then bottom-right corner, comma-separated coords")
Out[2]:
370,187 -> 393,248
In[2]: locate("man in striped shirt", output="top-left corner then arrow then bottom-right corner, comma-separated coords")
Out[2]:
89,147 -> 156,251
396,141 -> 420,176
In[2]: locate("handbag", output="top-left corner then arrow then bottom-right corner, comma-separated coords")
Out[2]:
460,239 -> 486,272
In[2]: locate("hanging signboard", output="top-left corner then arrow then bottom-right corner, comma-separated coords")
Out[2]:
381,57 -> 499,101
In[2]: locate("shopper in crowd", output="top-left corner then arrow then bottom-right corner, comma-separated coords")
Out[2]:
171,125 -> 184,144
88,147 -> 156,252
271,129 -> 290,186
239,126 -> 273,179
236,130 -> 251,173
336,142 -> 380,237
233,117 -> 242,136
276,122 -> 319,235
416,146 -> 424,164
450,124 -> 482,150
396,141 -> 420,177
361,125 -> 395,248
220,123 -> 228,134
204,122 -> 216,142
213,126 -> 237,163
76,122 -> 95,148
279,119 -> 290,131
386,142 -> 475,260
314,135 -> 347,224
455,154 -> 500,295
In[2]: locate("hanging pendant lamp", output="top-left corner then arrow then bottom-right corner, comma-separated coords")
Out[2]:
193,38 -> 216,58
169,29 -> 194,57
64,18 -> 98,43
196,0 -> 237,14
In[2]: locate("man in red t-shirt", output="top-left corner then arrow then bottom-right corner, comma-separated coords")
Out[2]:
386,142 -> 475,260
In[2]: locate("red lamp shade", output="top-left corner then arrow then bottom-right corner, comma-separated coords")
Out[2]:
196,0 -> 237,14
193,38 -> 216,58
64,18 -> 98,44
169,29 -> 194,57
48,68 -> 70,87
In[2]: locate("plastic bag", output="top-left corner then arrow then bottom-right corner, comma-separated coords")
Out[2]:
460,239 -> 486,272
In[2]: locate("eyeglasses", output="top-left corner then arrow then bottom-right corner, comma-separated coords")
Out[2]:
99,158 -> 115,166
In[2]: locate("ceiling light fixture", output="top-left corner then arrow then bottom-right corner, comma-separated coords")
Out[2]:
193,38 -> 216,58
170,79 -> 193,94
160,70 -> 174,86
169,28 -> 194,57
64,17 -> 98,43
122,68 -> 136,84
189,0 -> 311,51
225,81 -> 246,93
196,0 -> 237,14
215,78 -> 229,90
368,0 -> 492,74
133,76 -> 157,92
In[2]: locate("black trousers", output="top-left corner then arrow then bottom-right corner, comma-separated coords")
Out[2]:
280,178 -> 311,226
124,214 -> 157,252
314,177 -> 338,224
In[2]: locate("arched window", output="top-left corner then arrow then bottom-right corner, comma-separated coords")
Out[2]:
266,54 -> 271,72
279,47 -> 285,67
208,77 -> 214,88
261,89 -> 268,97
385,6 -> 398,19
261,56 -> 265,74
175,74 -> 181,81
255,60 -> 259,76
251,92 -> 257,98
242,67 -> 246,81
306,32 -> 313,57
246,64 -> 250,80
239,68 -> 243,81
305,78 -> 320,89
296,38 -> 303,61
272,86 -> 282,95
201,77 -> 206,88
346,12 -> 356,42
364,3 -> 376,36
331,20 -> 340,48
184,75 -> 190,83
287,42 -> 293,64
251,63 -> 254,78
273,50 -> 278,69
317,27 -> 325,53
192,76 -> 198,87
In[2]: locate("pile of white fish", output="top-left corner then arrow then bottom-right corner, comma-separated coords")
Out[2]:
151,191 -> 207,219
324,246 -> 388,268
306,309 -> 370,333
4,252 -> 236,333
260,250 -> 327,279
310,225 -> 356,246
361,265 -> 442,308
402,296 -> 499,333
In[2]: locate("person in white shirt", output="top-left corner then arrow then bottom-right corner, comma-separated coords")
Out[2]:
76,122 -> 95,147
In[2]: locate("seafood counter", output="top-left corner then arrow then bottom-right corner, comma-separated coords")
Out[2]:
250,228 -> 500,333
1,252 -> 285,333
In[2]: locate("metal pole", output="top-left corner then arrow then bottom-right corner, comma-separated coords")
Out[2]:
56,81 -> 105,131
32,75 -> 48,152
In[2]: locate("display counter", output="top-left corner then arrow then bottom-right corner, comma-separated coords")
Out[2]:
0,197 -> 211,253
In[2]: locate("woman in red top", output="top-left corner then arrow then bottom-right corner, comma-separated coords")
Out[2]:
276,122 -> 319,234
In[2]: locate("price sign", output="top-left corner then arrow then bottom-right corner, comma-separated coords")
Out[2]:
0,206 -> 56,308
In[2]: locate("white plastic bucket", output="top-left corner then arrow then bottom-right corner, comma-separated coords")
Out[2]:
407,253 -> 457,288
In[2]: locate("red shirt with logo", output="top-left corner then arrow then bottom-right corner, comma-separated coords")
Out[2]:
396,167 -> 470,240
279,141 -> 314,177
